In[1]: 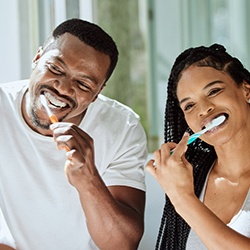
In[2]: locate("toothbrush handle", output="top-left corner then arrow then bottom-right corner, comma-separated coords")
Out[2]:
49,115 -> 69,152
187,132 -> 202,145
170,132 -> 202,155
50,115 -> 58,124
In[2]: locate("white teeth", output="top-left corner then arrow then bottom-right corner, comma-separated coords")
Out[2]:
44,92 -> 67,108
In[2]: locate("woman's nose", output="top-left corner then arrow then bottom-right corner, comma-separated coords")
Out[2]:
198,100 -> 214,117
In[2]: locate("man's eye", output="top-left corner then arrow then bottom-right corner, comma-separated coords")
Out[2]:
47,64 -> 63,75
77,81 -> 92,91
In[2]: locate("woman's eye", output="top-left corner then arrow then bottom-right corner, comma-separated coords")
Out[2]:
184,103 -> 194,111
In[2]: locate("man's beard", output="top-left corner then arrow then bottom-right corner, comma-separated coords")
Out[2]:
30,104 -> 51,130
29,97 -> 50,130
29,99 -> 69,130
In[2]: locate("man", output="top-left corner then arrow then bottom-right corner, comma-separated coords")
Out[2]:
0,18 -> 147,249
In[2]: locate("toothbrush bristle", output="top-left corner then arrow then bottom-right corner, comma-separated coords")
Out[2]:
40,95 -> 46,106
206,115 -> 226,130
40,95 -> 52,116
213,115 -> 226,126
40,94 -> 59,124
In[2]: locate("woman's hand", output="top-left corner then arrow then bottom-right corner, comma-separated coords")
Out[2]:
146,132 -> 195,207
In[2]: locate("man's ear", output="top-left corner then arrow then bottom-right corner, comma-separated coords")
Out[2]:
31,46 -> 43,69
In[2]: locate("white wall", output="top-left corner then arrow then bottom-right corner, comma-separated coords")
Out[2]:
139,163 -> 165,249
0,1 -> 21,83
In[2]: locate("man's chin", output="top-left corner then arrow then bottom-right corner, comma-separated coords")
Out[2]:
31,110 -> 50,130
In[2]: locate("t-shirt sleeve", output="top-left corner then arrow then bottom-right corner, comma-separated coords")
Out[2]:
101,120 -> 147,191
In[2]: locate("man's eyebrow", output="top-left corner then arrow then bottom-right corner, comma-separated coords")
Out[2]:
178,80 -> 224,105
78,74 -> 98,85
54,56 -> 66,66
54,56 -> 99,85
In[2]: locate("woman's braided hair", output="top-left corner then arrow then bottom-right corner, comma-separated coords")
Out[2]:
156,43 -> 250,249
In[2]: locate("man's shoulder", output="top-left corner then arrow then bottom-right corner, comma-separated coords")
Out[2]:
94,94 -> 140,121
0,79 -> 29,95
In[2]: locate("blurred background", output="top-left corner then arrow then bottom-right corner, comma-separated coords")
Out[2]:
1,0 -> 250,249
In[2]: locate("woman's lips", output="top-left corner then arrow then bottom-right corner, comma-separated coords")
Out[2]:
205,115 -> 227,134
202,113 -> 228,130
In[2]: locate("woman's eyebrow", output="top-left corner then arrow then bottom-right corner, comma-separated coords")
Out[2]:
179,97 -> 190,106
203,80 -> 223,90
178,80 -> 223,105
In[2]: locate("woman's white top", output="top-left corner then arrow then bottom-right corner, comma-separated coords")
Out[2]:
186,168 -> 250,249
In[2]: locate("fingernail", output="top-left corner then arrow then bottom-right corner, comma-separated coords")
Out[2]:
50,123 -> 58,129
66,149 -> 76,158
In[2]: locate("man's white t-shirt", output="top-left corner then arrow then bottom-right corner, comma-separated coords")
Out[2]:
0,206 -> 16,248
0,80 -> 147,250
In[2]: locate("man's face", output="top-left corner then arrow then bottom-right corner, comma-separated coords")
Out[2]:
24,33 -> 110,133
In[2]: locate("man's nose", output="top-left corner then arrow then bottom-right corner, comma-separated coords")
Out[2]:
53,78 -> 74,96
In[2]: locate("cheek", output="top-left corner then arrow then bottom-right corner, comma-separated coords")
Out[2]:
27,81 -> 38,101
184,114 -> 199,132
74,95 -> 92,111
73,88 -> 101,114
29,70 -> 47,91
76,93 -> 90,104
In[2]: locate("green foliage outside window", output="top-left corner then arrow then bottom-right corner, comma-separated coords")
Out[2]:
93,0 -> 149,138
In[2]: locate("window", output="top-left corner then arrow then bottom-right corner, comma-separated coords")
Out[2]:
2,0 -> 250,153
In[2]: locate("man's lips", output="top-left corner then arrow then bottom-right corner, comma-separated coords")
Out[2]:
43,91 -> 69,110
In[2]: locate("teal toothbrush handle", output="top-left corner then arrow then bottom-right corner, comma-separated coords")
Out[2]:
187,132 -> 202,145
170,131 -> 203,154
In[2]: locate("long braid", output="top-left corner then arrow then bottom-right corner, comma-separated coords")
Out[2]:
155,43 -> 250,249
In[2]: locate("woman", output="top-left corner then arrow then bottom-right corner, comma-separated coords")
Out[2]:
147,44 -> 250,249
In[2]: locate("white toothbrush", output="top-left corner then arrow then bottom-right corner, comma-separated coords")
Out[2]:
40,95 -> 58,124
169,115 -> 226,155
40,94 -> 69,152
187,115 -> 226,145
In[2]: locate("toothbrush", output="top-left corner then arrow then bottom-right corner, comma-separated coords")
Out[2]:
40,94 -> 69,152
170,115 -> 226,155
40,95 -> 58,124
187,115 -> 226,145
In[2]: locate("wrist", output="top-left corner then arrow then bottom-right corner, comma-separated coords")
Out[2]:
171,192 -> 198,214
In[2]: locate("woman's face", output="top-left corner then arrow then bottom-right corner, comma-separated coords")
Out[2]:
176,65 -> 250,146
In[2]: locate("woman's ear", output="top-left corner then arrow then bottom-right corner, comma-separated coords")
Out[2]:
31,46 -> 43,69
